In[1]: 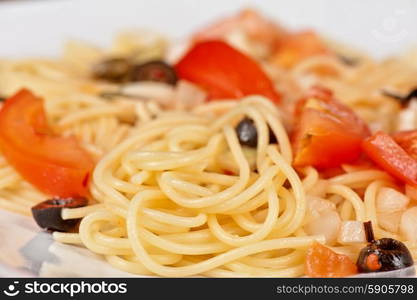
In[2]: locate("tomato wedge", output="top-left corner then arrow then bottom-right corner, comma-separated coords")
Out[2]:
292,86 -> 370,169
271,31 -> 330,69
175,40 -> 281,103
0,89 -> 94,197
305,242 -> 358,277
192,9 -> 286,48
392,130 -> 417,161
362,131 -> 417,186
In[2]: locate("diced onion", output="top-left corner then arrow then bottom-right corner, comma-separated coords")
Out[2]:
306,196 -> 336,218
377,211 -> 403,233
304,210 -> 341,245
376,187 -> 409,213
337,221 -> 366,244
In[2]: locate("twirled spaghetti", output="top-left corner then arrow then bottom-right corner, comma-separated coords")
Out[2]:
53,96 -> 417,277
54,97 -> 314,277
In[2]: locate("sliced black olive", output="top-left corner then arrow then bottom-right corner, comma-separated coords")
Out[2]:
356,221 -> 414,272
382,88 -> 417,106
31,197 -> 88,232
0,96 -> 6,102
129,60 -> 177,85
235,117 -> 277,148
92,57 -> 131,82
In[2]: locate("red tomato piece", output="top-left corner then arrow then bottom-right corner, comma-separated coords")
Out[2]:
292,87 -> 370,168
362,131 -> 417,186
175,40 -> 281,103
305,242 -> 358,278
193,8 -> 287,48
0,89 -> 95,197
392,130 -> 417,161
271,31 -> 330,69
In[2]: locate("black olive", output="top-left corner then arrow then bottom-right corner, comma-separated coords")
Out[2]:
92,57 -> 131,82
269,128 -> 277,144
236,117 -> 258,147
356,221 -> 414,272
129,60 -> 177,85
235,117 -> 277,148
382,88 -> 417,106
31,197 -> 88,232
357,238 -> 414,273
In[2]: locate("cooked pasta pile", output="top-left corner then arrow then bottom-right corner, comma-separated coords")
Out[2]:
1,9 -> 417,277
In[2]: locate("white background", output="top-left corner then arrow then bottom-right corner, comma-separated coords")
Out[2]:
0,0 -> 416,58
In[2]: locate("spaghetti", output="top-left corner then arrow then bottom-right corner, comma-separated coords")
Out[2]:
0,9 -> 416,277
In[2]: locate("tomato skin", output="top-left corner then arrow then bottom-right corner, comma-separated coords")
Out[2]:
175,40 -> 281,103
305,242 -> 358,278
0,140 -> 90,197
292,87 -> 370,169
292,109 -> 365,168
392,130 -> 417,160
0,89 -> 94,197
272,31 -> 329,69
192,8 -> 286,48
362,131 -> 417,186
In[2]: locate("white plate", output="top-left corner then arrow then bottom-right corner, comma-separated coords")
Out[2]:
0,0 -> 416,278
0,209 -> 143,277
